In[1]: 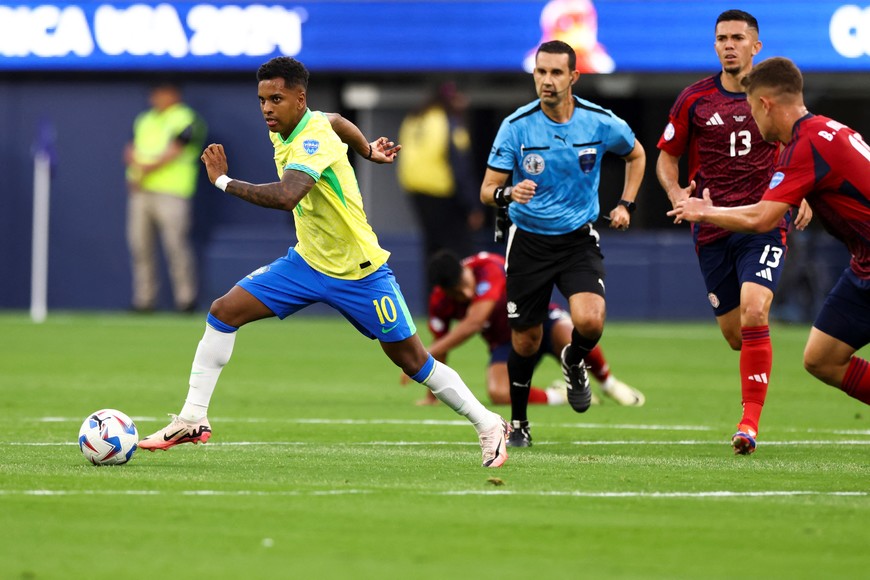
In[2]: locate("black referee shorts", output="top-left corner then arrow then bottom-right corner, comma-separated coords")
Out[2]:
505,223 -> 605,329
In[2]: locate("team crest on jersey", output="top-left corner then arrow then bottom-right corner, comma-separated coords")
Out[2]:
708,292 -> 720,308
303,139 -> 320,154
769,171 -> 785,189
522,153 -> 545,175
246,265 -> 271,280
475,281 -> 491,296
663,122 -> 675,141
578,147 -> 597,174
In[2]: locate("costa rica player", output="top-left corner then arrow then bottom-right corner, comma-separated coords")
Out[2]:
670,57 -> 870,422
656,10 -> 811,454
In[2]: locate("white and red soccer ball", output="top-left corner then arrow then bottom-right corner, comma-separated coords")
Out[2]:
78,409 -> 138,465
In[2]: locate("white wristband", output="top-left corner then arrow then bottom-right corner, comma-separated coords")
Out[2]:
215,175 -> 231,192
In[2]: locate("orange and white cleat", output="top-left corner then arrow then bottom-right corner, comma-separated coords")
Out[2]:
138,414 -> 212,451
479,416 -> 510,468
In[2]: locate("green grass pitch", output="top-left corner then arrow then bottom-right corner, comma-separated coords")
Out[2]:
1,312 -> 868,579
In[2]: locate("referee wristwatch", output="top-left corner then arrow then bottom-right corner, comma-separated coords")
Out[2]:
617,199 -> 637,213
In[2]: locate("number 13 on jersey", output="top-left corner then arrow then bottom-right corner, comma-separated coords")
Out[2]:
730,130 -> 752,157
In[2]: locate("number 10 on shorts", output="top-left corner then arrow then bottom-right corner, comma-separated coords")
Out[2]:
373,296 -> 397,324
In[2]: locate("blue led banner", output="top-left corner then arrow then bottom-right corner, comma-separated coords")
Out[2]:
0,1 -> 867,72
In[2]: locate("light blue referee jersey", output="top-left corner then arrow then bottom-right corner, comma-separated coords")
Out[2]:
487,95 -> 635,235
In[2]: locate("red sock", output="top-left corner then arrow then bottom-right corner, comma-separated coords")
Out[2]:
841,357 -> 870,405
528,387 -> 549,404
739,326 -> 772,435
585,345 -> 610,383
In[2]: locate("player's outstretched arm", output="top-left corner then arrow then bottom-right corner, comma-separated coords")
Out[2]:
201,143 -> 314,212
326,113 -> 400,164
669,188 -> 791,233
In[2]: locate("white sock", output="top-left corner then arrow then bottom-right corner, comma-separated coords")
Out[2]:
423,361 -> 498,433
179,324 -> 236,422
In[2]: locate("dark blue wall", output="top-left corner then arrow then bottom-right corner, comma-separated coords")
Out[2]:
1,74 -> 338,311
0,74 -> 850,319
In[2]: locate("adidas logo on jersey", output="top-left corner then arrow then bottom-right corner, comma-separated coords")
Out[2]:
755,267 -> 773,281
747,373 -> 769,384
705,113 -> 725,126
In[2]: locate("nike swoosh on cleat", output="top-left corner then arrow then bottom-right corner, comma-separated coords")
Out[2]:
162,429 -> 185,441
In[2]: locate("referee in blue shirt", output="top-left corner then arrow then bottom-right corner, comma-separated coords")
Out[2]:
481,40 -> 646,447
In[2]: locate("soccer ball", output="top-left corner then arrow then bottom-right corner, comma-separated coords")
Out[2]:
78,409 -> 139,465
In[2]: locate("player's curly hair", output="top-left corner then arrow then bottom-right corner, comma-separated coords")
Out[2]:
428,250 -> 463,290
257,56 -> 309,90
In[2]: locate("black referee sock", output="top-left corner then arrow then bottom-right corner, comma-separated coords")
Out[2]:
564,329 -> 600,366
507,349 -> 537,423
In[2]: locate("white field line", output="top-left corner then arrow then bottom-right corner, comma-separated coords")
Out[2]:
0,489 -> 864,499
33,416 -> 870,436
5,439 -> 870,447
40,417 -> 713,430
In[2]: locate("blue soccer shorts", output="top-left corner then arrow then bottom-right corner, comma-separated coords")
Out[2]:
237,248 -> 417,342
814,267 -> 870,350
697,229 -> 788,317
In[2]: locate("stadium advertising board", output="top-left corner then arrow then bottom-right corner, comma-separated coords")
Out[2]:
1,1 -> 868,72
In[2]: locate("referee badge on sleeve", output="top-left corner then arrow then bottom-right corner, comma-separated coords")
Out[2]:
578,148 -> 597,174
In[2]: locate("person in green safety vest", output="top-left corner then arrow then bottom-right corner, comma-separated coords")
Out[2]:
124,81 -> 206,313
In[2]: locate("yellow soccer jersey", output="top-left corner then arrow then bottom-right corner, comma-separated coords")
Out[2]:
270,110 -> 389,279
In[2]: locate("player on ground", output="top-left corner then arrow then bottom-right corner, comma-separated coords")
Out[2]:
139,57 -> 510,468
669,57 -> 870,426
481,40 -> 645,447
410,250 -> 644,414
656,10 -> 811,454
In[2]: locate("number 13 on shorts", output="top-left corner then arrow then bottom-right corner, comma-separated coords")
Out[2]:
759,244 -> 783,268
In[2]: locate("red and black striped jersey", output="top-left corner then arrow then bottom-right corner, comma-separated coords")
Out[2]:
764,114 -> 870,278
658,74 -> 780,245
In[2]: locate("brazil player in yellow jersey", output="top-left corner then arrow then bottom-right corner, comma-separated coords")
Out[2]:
139,57 -> 510,467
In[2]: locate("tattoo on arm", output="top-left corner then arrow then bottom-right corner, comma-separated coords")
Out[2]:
226,171 -> 314,212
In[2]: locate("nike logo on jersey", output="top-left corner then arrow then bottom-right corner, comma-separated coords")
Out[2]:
756,268 -> 773,281
706,113 -> 725,126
